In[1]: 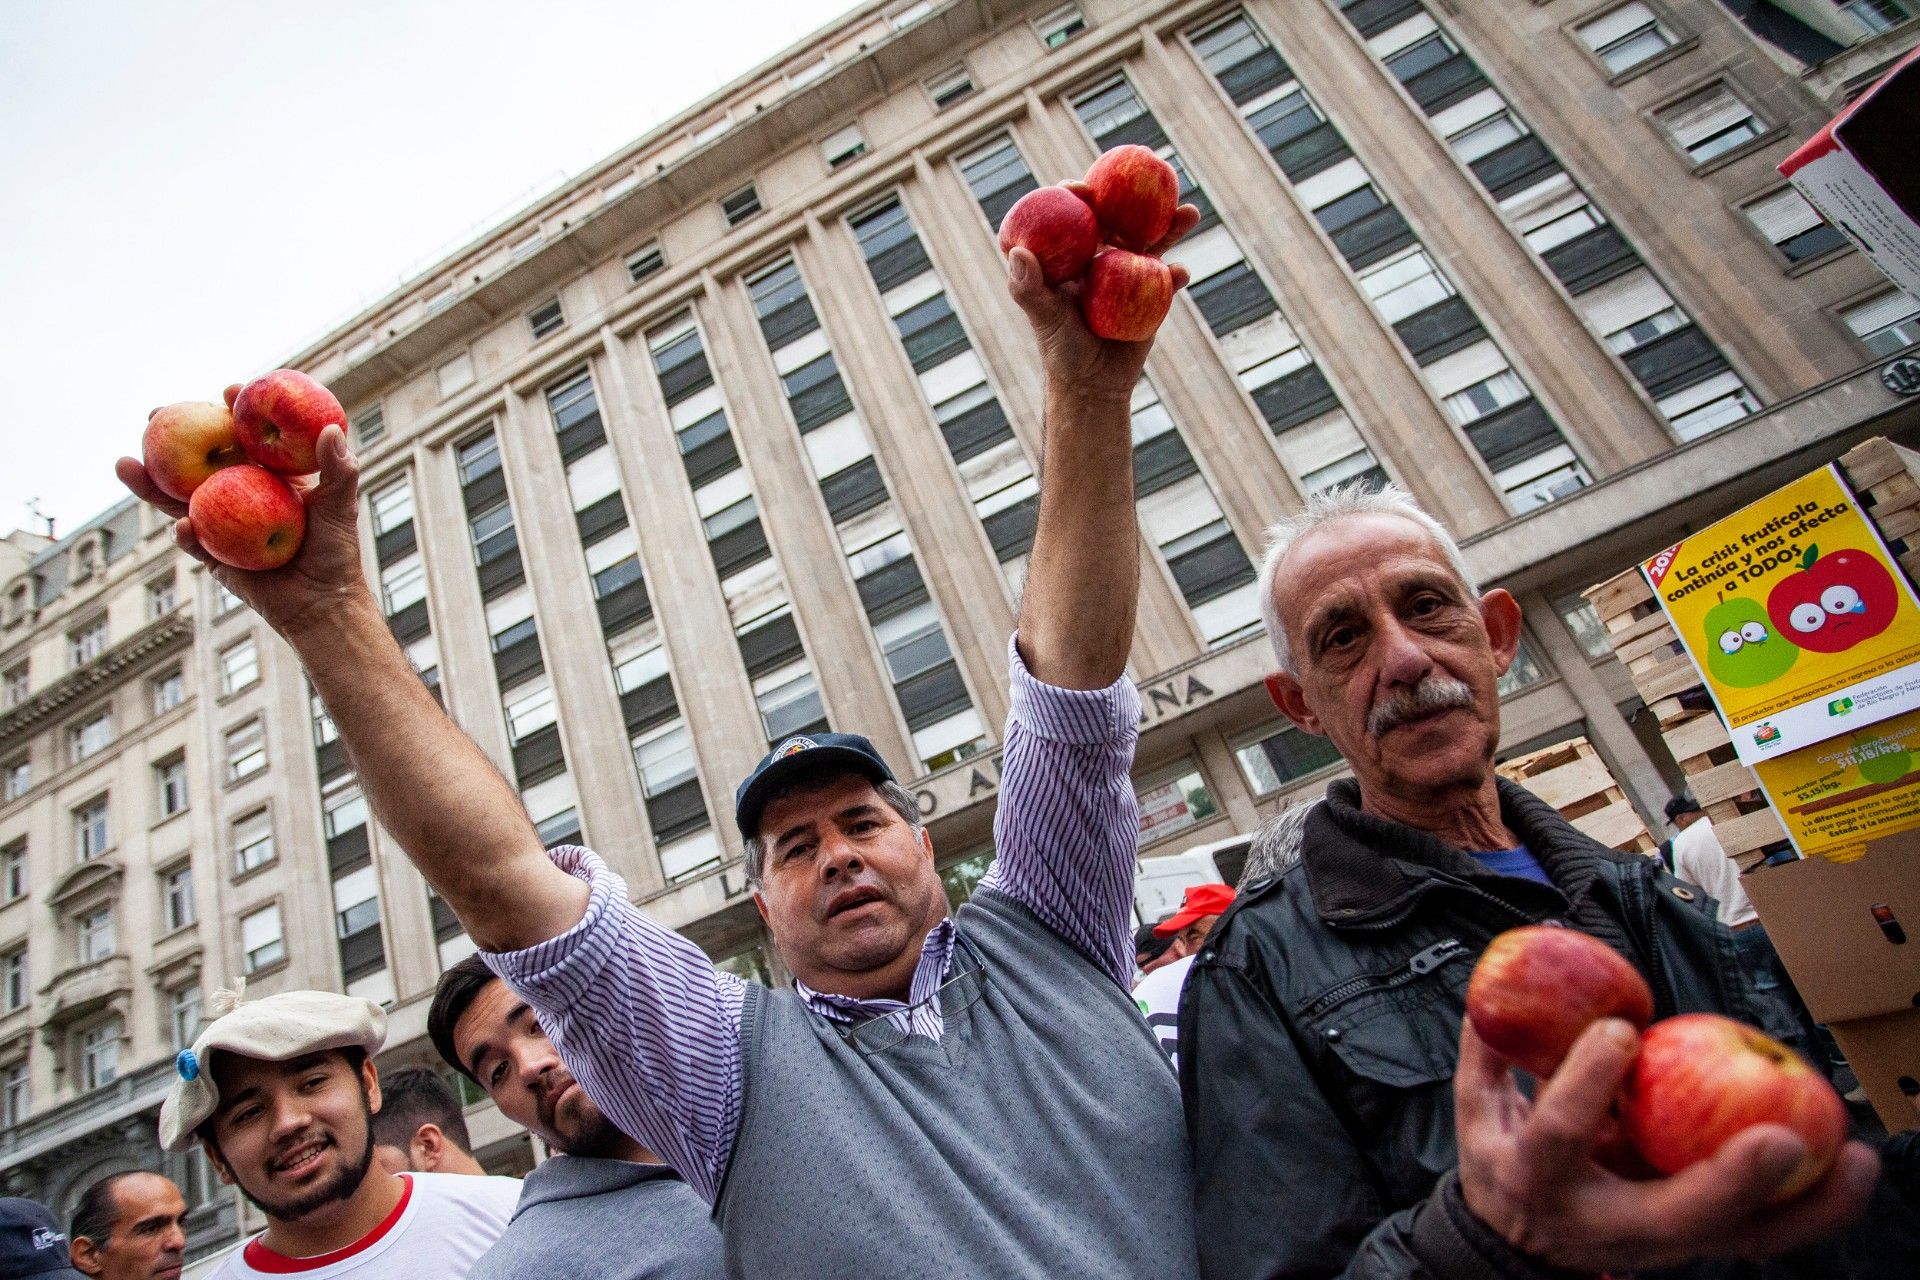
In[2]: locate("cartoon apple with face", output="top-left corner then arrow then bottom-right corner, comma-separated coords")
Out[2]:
1765,546 -> 1900,655
1703,595 -> 1799,687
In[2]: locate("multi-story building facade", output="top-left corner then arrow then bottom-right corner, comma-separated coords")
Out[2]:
4,0 -> 1918,1261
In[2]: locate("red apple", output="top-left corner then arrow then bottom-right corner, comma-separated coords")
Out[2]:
998,186 -> 1101,285
1620,1013 -> 1847,1203
232,369 -> 344,475
188,465 -> 306,571
1080,249 -> 1174,343
1083,144 -> 1178,251
1466,926 -> 1654,1080
143,401 -> 247,502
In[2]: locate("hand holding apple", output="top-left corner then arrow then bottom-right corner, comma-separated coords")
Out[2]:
143,401 -> 248,502
187,465 -> 306,571
1083,144 -> 1179,251
232,368 -> 345,475
1466,925 -> 1654,1079
998,186 -> 1101,286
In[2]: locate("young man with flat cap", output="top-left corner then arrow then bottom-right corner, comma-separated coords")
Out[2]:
118,216 -> 1204,1277
159,987 -> 518,1279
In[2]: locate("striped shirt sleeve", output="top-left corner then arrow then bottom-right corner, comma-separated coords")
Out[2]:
978,634 -> 1142,988
481,846 -> 744,1203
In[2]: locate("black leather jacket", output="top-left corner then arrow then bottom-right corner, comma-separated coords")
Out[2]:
1177,778 -> 1908,1280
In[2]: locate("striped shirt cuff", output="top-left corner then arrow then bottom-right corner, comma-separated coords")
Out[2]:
481,845 -> 626,1007
1006,633 -> 1141,745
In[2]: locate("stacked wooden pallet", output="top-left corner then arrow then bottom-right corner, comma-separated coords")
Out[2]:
1579,437 -> 1920,869
1496,736 -> 1655,854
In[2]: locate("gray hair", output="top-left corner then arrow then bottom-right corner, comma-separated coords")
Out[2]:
1256,480 -> 1476,674
1237,802 -> 1315,889
742,777 -> 923,888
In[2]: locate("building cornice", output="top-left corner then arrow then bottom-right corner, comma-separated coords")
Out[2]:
0,611 -> 191,744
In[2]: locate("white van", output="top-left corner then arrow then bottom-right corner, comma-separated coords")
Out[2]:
1133,832 -> 1251,929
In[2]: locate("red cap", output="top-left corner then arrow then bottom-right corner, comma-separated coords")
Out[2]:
1153,883 -> 1235,937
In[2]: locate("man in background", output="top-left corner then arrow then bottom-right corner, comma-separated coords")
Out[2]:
369,1068 -> 487,1177
428,955 -> 722,1280
67,1173 -> 187,1280
0,1198 -> 84,1280
1134,884 -> 1235,1067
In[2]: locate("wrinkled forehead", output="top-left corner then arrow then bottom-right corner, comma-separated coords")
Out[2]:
1277,512 -> 1466,604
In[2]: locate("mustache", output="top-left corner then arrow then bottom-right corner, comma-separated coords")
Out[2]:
1367,675 -> 1474,736
268,1129 -> 335,1171
532,1068 -> 578,1129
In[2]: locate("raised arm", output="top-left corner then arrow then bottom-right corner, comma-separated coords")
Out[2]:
978,208 -> 1194,985
116,412 -> 584,953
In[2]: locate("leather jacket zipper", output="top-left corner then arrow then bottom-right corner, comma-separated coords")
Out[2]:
1302,937 -> 1473,1021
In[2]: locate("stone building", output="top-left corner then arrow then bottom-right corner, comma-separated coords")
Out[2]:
2,0 -> 1917,1261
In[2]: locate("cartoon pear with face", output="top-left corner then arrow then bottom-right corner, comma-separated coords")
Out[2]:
1703,594 -> 1799,688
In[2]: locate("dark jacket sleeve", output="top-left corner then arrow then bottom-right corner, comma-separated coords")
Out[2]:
1179,960 -> 1574,1280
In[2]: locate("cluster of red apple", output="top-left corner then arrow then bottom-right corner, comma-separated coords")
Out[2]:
996,143 -> 1181,343
1467,926 -> 1846,1201
142,370 -> 345,572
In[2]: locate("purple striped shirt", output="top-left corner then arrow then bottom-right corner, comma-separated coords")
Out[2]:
483,635 -> 1142,1203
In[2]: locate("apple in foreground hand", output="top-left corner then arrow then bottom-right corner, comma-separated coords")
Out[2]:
1083,144 -> 1178,251
1080,249 -> 1174,343
998,186 -> 1101,285
232,369 -> 344,475
187,464 -> 306,571
1466,925 -> 1653,1079
143,401 -> 247,502
1620,1013 -> 1847,1203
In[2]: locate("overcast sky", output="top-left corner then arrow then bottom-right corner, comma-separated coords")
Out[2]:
0,0 -> 858,541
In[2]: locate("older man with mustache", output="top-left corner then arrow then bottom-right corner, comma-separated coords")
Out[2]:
1177,483 -> 1886,1280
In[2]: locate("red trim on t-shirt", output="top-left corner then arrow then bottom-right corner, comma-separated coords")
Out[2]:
241,1174 -> 413,1273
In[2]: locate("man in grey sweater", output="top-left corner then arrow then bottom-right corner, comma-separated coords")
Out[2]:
429,955 -> 722,1280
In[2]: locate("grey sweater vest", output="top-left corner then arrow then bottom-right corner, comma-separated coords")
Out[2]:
715,889 -> 1199,1279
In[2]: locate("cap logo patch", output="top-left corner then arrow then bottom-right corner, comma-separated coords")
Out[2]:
175,1049 -> 199,1081
774,737 -> 817,759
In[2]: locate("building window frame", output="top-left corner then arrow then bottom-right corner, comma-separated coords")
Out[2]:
241,901 -> 286,975
161,861 -> 195,932
1571,1 -> 1687,82
233,808 -> 275,878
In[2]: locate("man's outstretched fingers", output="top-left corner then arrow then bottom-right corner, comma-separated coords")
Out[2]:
116,457 -> 189,520
1512,1019 -> 1637,1177
170,517 -> 213,567
1150,204 -> 1203,256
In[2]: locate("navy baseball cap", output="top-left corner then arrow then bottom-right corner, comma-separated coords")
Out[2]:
0,1198 -> 83,1278
735,733 -> 894,840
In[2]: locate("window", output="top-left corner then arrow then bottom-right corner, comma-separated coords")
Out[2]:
528,298 -> 564,340
503,678 -> 557,742
351,404 -> 386,447
957,135 -> 1039,228
78,906 -> 115,962
1497,639 -> 1549,697
80,1020 -> 120,1089
322,775 -> 367,839
1842,289 -> 1920,355
151,668 -> 184,715
369,480 -> 414,535
168,984 -> 202,1051
1842,0 -> 1913,35
436,350 -> 475,399
3,949 -> 25,1011
626,241 -> 665,285
2,1063 -> 27,1126
75,797 -> 109,861
224,719 -> 266,781
1358,248 -> 1454,323
2,665 -> 25,709
68,710 -> 112,764
755,665 -> 826,742
1743,187 -> 1846,263
457,434 -> 502,486
242,904 -> 284,973
1577,3 -> 1676,75
214,581 -> 241,615
722,185 -> 762,226
69,619 -> 107,668
468,502 -> 518,567
3,760 -> 28,804
1444,370 -> 1529,425
633,722 -> 698,798
1135,758 -> 1219,846
1555,594 -> 1615,662
219,637 -> 259,694
1234,721 -> 1343,794
147,575 -> 177,618
926,63 -> 974,109
162,863 -> 194,931
821,124 -> 867,169
1,841 -> 23,899
332,865 -> 381,939
1656,85 -> 1763,165
380,555 -> 426,614
233,810 -> 274,875
156,758 -> 189,818
1035,2 -> 1085,48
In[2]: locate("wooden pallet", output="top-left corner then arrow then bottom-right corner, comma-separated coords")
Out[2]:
1496,737 -> 1656,855
1840,437 -> 1920,584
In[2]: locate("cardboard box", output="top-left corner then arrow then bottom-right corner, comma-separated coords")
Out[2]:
1742,829 -> 1920,1131
1780,46 -> 1920,296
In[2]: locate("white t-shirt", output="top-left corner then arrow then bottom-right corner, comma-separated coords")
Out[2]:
1134,954 -> 1195,1069
210,1172 -> 521,1280
1671,817 -> 1758,929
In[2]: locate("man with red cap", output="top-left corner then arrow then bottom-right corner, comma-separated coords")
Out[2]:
1134,883 -> 1235,1067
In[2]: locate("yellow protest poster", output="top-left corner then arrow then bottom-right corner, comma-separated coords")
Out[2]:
1643,465 -> 1920,767
1752,709 -> 1920,863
